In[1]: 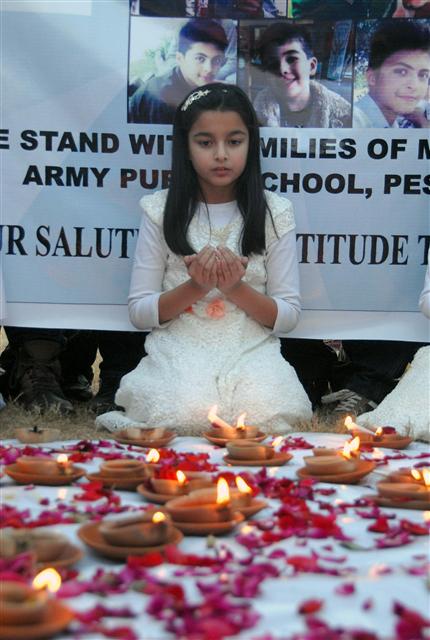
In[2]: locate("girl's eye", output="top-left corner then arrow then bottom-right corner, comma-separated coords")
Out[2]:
394,68 -> 408,76
198,140 -> 211,147
229,139 -> 242,146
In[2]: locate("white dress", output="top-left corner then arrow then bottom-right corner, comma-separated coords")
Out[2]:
97,190 -> 312,435
358,255 -> 430,441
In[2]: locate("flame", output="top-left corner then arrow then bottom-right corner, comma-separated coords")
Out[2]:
272,436 -> 283,448
235,476 -> 252,495
372,447 -> 384,460
152,511 -> 166,523
236,412 -> 247,430
344,416 -> 354,431
207,405 -> 232,429
56,454 -> 68,465
32,568 -> 62,593
216,477 -> 230,505
343,436 -> 360,459
146,449 -> 160,463
411,469 -> 422,481
375,427 -> 383,437
423,469 -> 430,487
176,470 -> 187,485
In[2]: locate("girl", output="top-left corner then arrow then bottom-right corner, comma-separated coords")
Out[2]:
358,253 -> 429,441
97,83 -> 312,434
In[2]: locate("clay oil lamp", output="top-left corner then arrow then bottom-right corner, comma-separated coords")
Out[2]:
150,469 -> 189,496
344,416 -> 375,444
387,467 -> 429,484
377,468 -> 430,503
372,426 -> 409,445
14,425 -> 60,444
100,458 -> 146,479
0,529 -> 68,564
15,455 -> 60,476
56,454 -> 73,476
143,448 -> 161,477
234,412 -> 260,439
99,511 -> 171,547
226,440 -> 275,462
165,477 -> 234,523
345,418 -> 411,448
231,476 -> 254,507
207,405 -> 237,439
122,426 -> 167,440
0,568 -> 62,627
150,469 -> 213,496
303,437 -> 360,475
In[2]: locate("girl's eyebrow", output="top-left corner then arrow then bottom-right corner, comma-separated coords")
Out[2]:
192,130 -> 247,137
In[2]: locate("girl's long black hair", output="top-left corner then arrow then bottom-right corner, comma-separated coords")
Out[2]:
163,83 -> 271,257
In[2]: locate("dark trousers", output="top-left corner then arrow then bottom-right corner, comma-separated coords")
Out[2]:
280,338 -> 338,409
60,330 -> 147,384
338,340 -> 426,404
281,338 -> 426,408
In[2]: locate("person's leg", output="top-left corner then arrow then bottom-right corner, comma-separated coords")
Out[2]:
323,339 -> 426,417
1,326 -> 74,413
280,338 -> 338,409
89,330 -> 148,414
60,330 -> 97,401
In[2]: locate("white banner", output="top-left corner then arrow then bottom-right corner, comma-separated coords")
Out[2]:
1,1 -> 429,341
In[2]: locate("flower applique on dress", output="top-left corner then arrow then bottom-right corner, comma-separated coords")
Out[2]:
205,298 -> 225,319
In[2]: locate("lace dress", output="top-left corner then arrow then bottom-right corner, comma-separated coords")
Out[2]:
358,346 -> 429,441
97,191 -> 312,435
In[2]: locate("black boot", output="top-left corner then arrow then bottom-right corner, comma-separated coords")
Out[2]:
9,339 -> 74,414
87,373 -> 123,416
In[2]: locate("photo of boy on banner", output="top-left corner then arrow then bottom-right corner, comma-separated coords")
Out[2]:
238,20 -> 352,127
353,19 -> 430,128
128,17 -> 236,124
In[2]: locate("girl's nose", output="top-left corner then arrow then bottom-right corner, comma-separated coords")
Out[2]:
215,143 -> 227,160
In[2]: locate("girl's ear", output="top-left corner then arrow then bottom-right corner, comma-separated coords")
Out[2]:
309,56 -> 318,77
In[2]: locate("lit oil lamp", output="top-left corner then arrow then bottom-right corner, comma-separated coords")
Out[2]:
0,568 -> 62,626
165,477 -> 234,523
303,437 -> 360,475
344,416 -> 375,443
150,469 -> 188,496
99,511 -> 171,547
56,454 -> 72,475
378,467 -> 430,501
100,458 -> 146,478
207,405 -> 237,439
386,467 -> 429,484
226,440 -> 275,461
15,456 -> 60,476
234,413 -> 260,439
231,476 -> 254,507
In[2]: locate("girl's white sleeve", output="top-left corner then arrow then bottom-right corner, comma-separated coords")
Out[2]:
266,227 -> 301,336
128,209 -> 168,330
419,250 -> 430,319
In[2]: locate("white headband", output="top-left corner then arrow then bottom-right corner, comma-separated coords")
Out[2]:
181,88 -> 212,112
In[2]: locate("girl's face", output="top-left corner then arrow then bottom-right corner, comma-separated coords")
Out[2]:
188,110 -> 249,204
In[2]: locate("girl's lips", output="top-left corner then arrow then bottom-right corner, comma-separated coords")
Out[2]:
212,168 -> 230,174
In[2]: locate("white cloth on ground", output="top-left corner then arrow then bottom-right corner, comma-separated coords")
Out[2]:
96,190 -> 312,435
